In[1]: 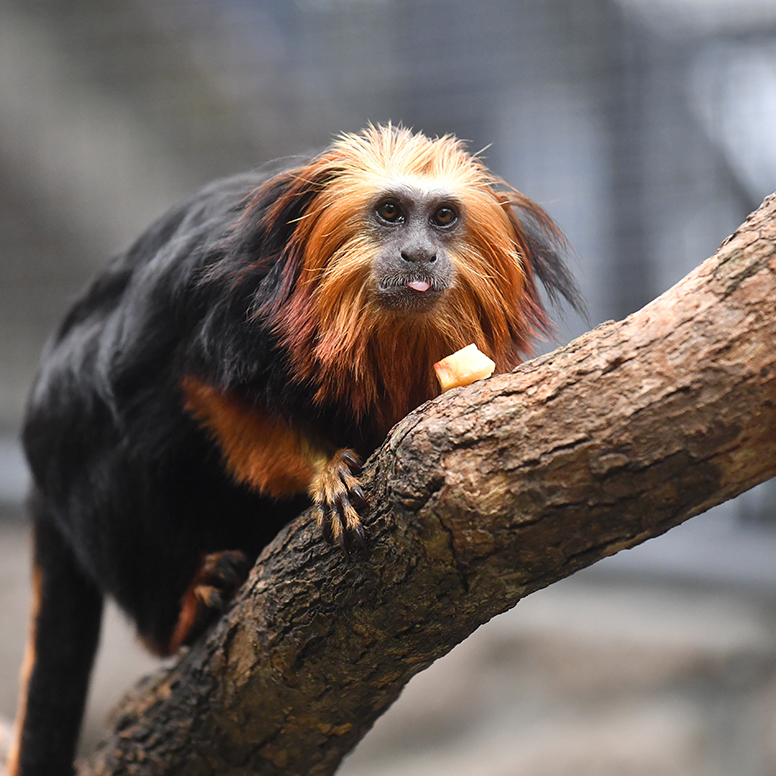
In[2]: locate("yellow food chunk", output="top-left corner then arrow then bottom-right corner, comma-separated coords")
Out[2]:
434,344 -> 496,392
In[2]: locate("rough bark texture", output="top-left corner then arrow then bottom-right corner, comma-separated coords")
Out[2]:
80,195 -> 776,776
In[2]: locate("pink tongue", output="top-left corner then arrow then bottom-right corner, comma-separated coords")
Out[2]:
407,279 -> 431,292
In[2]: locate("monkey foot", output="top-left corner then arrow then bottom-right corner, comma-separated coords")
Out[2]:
311,449 -> 368,553
168,550 -> 250,653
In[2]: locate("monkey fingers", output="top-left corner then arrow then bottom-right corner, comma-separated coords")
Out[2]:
193,550 -> 250,608
168,549 -> 250,652
312,449 -> 368,552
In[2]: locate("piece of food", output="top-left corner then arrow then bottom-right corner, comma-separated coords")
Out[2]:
434,344 -> 496,392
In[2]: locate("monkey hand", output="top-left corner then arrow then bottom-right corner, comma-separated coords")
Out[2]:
310,449 -> 368,552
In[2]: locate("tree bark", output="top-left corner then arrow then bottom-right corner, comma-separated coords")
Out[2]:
80,195 -> 776,776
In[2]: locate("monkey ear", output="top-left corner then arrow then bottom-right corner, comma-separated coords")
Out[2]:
502,191 -> 587,321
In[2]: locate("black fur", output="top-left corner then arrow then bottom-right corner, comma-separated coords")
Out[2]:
23,172 -> 312,643
17,171 -> 313,776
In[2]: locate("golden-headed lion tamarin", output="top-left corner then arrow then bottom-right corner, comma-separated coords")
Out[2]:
11,125 -> 582,775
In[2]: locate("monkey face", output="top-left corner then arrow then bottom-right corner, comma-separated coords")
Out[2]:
369,185 -> 458,313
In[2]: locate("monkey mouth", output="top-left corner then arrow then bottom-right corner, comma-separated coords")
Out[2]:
375,275 -> 448,311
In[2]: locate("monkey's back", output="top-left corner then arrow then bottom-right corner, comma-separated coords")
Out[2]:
20,170 -> 307,638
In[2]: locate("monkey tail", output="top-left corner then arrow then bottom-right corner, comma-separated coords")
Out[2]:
9,498 -> 103,776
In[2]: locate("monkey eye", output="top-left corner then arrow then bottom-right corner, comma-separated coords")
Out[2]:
376,200 -> 404,224
431,205 -> 458,228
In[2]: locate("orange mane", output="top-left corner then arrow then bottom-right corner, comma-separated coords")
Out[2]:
248,125 -> 556,438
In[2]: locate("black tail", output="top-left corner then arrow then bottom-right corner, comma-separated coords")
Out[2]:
9,506 -> 103,776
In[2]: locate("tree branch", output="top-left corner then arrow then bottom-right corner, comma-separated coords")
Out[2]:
80,195 -> 776,776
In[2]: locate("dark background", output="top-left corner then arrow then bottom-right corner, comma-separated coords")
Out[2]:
2,1 -> 776,773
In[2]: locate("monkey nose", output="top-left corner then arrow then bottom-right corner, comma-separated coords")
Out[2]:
401,248 -> 437,264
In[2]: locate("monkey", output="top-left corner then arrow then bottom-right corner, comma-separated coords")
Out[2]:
9,125 -> 582,776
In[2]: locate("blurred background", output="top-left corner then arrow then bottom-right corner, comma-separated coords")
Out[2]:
2,0 -> 776,773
